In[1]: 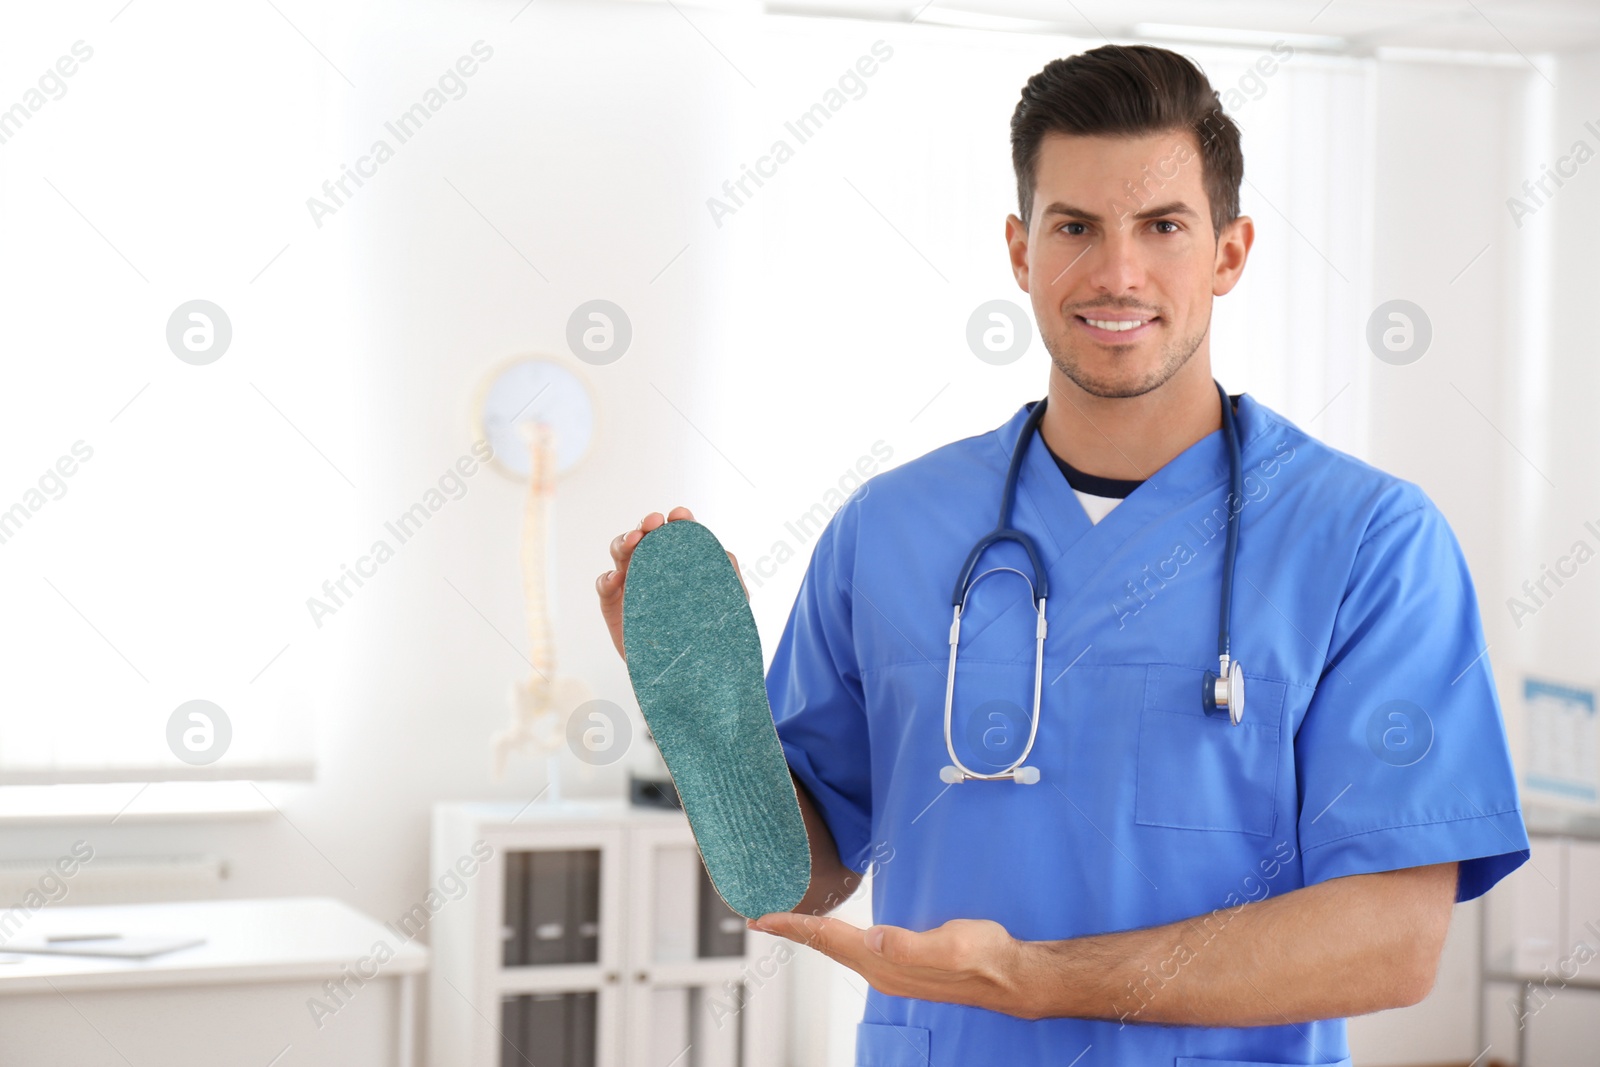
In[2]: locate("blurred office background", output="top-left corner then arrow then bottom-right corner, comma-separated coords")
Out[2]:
2,1 -> 1599,1064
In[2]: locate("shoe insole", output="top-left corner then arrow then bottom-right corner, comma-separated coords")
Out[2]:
622,519 -> 811,919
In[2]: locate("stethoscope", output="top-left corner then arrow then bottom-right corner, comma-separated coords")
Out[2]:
939,380 -> 1246,785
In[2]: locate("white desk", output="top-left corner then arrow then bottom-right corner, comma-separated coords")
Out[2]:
0,897 -> 427,1067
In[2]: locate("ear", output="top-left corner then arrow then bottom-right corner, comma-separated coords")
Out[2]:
1213,215 -> 1254,297
1005,213 -> 1031,293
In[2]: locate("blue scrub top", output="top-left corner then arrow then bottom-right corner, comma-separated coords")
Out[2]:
766,393 -> 1530,1067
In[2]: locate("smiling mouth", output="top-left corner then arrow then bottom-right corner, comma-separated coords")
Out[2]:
1077,315 -> 1156,331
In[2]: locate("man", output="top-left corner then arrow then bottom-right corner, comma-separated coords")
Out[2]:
597,43 -> 1528,1065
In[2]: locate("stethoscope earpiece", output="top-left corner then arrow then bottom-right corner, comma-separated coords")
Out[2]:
940,764 -> 1040,784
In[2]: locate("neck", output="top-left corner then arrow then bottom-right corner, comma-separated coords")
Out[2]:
1037,360 -> 1223,481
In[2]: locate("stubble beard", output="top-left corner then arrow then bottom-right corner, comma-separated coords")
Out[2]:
1042,308 -> 1210,399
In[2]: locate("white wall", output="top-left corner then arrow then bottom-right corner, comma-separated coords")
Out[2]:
1514,50 -> 1600,726
1344,43 -> 1600,1067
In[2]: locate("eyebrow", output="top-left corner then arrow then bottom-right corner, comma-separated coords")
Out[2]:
1040,200 -> 1199,224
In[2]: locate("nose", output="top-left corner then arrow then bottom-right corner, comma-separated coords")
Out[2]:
1079,224 -> 1146,295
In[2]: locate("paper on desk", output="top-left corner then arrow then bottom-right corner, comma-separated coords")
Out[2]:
3,934 -> 206,959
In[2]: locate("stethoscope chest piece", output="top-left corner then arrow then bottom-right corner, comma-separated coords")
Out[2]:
1204,656 -> 1246,726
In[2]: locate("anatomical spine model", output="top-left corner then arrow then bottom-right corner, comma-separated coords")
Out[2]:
491,420 -> 588,788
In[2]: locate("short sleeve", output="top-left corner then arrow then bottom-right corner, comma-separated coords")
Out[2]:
1295,496 -> 1530,902
766,499 -> 874,876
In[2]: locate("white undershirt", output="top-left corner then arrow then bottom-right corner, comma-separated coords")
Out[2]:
1074,489 -> 1124,525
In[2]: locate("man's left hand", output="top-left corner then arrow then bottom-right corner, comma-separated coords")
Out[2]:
748,912 -> 1041,1019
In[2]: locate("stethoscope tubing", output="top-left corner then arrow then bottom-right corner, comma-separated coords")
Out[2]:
942,380 -> 1245,784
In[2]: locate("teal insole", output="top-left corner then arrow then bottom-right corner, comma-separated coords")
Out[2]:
622,520 -> 811,919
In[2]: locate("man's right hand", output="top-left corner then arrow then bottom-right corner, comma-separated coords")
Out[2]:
596,506 -> 745,661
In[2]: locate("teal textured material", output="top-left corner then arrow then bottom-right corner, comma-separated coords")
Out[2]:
622,520 -> 812,919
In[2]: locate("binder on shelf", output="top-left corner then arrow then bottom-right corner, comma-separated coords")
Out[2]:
525,993 -> 570,1067
502,991 -> 598,1067
499,995 -> 526,1067
566,991 -> 597,1067
571,849 -> 601,965
525,850 -> 572,967
501,992 -> 598,1067
503,851 -> 528,967
506,849 -> 603,968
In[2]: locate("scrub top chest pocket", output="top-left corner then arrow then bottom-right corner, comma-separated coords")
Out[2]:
1136,663 -> 1287,836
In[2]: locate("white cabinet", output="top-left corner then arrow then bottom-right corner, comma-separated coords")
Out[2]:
1481,826 -> 1600,1065
430,800 -> 789,1067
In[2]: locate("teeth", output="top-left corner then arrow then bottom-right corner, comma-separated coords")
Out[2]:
1084,317 -> 1147,331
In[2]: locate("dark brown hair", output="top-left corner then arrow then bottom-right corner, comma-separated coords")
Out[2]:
1010,44 -> 1243,241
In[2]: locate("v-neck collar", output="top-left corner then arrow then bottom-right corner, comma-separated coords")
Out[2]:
988,392 -> 1272,616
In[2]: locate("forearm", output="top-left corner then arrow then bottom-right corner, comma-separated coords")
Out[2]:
1017,862 -> 1456,1026
789,770 -> 865,917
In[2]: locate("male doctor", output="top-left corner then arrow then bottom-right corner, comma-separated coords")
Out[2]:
597,43 -> 1528,1066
